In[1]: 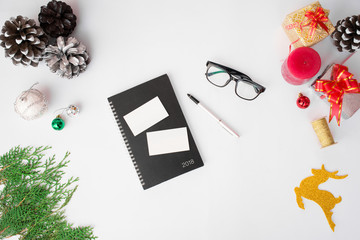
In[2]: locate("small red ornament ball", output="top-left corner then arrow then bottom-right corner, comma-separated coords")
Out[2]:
297,93 -> 310,109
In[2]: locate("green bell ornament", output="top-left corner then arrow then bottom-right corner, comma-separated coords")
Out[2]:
52,115 -> 65,130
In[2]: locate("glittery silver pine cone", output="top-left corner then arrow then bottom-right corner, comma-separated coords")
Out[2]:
0,16 -> 48,67
38,0 -> 77,38
44,36 -> 89,79
331,15 -> 360,53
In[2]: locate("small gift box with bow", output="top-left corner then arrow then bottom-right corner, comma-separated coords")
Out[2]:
282,1 -> 335,48
312,64 -> 360,126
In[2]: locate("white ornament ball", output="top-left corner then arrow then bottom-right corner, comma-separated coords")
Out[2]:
14,88 -> 48,120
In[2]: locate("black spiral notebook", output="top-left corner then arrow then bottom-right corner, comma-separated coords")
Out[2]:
108,74 -> 203,190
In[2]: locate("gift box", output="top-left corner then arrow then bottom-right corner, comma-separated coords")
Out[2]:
282,1 -> 335,48
312,64 -> 360,125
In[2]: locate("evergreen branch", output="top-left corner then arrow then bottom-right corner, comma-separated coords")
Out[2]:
16,197 -> 26,208
59,185 -> 78,210
0,226 -> 9,235
0,146 -> 96,240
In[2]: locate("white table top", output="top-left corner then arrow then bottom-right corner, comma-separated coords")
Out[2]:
1,0 -> 360,239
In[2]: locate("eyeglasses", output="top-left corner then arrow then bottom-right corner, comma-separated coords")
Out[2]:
205,61 -> 266,101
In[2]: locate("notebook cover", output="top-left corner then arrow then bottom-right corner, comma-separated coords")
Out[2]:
108,74 -> 204,190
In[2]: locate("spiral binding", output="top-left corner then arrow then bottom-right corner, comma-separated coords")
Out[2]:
109,101 -> 145,186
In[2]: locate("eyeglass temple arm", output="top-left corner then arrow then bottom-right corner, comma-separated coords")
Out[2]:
206,70 -> 227,77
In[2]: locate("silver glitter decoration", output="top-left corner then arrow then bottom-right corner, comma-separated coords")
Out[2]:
65,105 -> 80,117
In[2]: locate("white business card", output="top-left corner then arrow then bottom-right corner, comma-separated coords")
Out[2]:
146,127 -> 190,156
123,96 -> 169,136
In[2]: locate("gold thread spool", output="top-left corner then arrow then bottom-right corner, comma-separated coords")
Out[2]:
311,117 -> 336,148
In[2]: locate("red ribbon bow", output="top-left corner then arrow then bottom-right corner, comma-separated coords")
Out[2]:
302,7 -> 330,39
315,64 -> 360,126
285,7 -> 330,52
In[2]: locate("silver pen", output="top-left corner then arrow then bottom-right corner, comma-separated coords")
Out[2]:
187,94 -> 239,138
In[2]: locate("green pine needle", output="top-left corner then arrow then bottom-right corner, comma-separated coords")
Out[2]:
0,146 -> 97,240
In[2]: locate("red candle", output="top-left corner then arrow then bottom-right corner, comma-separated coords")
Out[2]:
281,47 -> 321,85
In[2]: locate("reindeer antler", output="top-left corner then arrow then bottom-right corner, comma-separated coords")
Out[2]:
331,173 -> 348,179
322,164 -> 348,179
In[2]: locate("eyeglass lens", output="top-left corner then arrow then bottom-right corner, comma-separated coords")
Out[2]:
206,65 -> 230,87
235,81 -> 259,100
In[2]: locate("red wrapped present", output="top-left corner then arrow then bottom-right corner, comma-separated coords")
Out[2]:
313,64 -> 360,125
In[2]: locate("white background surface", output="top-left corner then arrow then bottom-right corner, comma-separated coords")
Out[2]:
1,0 -> 360,239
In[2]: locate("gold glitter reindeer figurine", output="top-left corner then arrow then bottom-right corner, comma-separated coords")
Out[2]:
295,165 -> 347,231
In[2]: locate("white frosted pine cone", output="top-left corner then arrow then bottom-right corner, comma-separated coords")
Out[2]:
331,15 -> 360,53
44,36 -> 90,79
0,15 -> 48,66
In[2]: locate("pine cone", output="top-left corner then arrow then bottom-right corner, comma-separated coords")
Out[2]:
44,36 -> 89,79
0,16 -> 48,67
331,15 -> 360,53
38,0 -> 77,38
